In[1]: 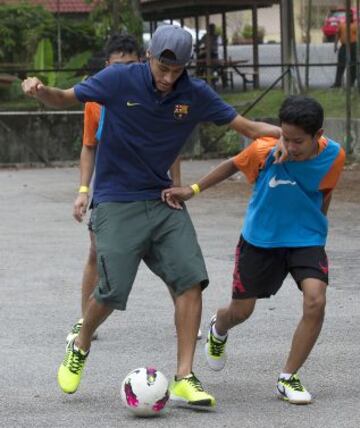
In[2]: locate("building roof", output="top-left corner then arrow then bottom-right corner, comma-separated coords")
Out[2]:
0,0 -> 95,13
140,0 -> 279,20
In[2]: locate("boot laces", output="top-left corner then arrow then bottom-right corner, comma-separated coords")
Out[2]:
66,346 -> 87,374
286,375 -> 304,392
185,374 -> 204,392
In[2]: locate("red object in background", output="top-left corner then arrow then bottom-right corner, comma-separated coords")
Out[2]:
321,7 -> 358,43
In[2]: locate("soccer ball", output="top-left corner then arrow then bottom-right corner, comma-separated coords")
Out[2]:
121,367 -> 170,417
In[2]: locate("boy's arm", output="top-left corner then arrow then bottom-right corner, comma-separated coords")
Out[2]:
162,158 -> 238,209
22,77 -> 78,108
319,146 -> 346,215
196,158 -> 239,191
73,145 -> 96,222
321,190 -> 332,215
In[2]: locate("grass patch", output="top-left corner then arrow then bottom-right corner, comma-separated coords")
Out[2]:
1,87 -> 359,118
221,88 -> 360,119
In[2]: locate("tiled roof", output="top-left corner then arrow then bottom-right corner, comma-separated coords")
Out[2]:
0,0 -> 96,13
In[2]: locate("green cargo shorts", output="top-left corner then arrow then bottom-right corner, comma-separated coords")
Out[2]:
92,201 -> 209,310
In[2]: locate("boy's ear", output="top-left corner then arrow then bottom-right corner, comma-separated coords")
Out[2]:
315,128 -> 324,140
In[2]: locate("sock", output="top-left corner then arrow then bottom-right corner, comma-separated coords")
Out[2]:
279,372 -> 292,380
212,324 -> 227,341
73,341 -> 89,356
175,373 -> 192,381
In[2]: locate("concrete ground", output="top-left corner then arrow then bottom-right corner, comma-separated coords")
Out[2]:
0,160 -> 359,427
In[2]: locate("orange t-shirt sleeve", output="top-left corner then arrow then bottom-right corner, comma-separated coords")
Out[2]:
232,137 -> 278,183
82,102 -> 101,147
319,145 -> 346,192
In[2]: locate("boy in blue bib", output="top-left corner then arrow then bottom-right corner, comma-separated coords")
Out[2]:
163,96 -> 345,405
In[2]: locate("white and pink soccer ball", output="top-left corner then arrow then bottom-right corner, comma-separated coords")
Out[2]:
121,367 -> 169,417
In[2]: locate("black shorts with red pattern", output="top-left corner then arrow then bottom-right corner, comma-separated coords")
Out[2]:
232,236 -> 329,300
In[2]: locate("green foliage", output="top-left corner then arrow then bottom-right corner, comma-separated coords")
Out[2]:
0,4 -> 102,68
1,44 -> 92,105
50,18 -> 101,63
31,38 -> 91,88
221,129 -> 245,155
232,31 -> 242,45
87,0 -> 143,46
56,51 -> 93,88
241,24 -> 265,42
119,5 -> 143,42
0,4 -> 55,64
33,39 -> 56,86
199,124 -> 244,156
9,79 -> 24,99
0,78 -> 22,101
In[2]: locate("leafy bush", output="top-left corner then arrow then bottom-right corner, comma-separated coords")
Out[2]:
232,31 -> 242,45
199,124 -> 244,156
241,24 -> 265,43
0,5 -> 55,64
32,39 -> 92,88
0,4 -> 102,68
49,18 -> 101,63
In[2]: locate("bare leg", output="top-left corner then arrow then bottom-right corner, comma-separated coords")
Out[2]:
75,297 -> 113,352
169,286 -> 202,338
81,231 -> 98,316
215,298 -> 257,336
282,278 -> 326,374
175,284 -> 202,377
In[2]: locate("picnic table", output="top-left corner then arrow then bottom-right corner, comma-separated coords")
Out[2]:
187,58 -> 257,91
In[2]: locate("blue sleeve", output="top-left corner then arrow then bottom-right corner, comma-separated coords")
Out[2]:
74,64 -> 122,105
196,83 -> 237,125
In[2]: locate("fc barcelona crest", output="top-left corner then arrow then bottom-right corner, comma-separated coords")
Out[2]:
174,104 -> 189,120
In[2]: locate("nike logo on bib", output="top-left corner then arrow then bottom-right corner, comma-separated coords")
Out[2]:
269,176 -> 297,188
126,101 -> 141,107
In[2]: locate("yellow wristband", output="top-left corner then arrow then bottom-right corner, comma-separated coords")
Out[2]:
190,183 -> 201,195
78,185 -> 89,193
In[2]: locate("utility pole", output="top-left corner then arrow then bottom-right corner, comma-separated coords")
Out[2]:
56,0 -> 62,67
305,0 -> 312,90
345,0 -> 352,155
252,5 -> 260,89
111,0 -> 120,33
280,0 -> 294,94
357,0 -> 360,93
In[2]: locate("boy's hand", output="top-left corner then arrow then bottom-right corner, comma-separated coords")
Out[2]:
73,193 -> 89,222
273,135 -> 288,164
21,77 -> 46,98
161,186 -> 194,209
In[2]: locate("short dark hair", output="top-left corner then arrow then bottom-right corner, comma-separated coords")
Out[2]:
104,33 -> 141,61
158,49 -> 177,64
279,96 -> 324,136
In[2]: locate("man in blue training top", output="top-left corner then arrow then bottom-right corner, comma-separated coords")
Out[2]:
162,96 -> 345,405
22,25 -> 281,408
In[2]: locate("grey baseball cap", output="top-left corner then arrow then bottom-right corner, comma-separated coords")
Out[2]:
149,24 -> 193,65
